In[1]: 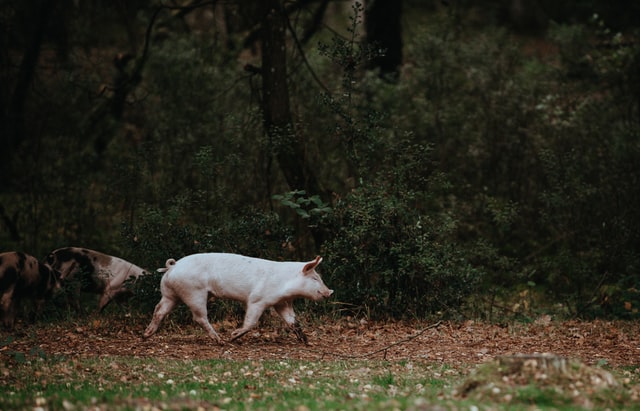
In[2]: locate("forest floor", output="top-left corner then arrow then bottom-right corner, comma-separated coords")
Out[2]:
2,315 -> 639,367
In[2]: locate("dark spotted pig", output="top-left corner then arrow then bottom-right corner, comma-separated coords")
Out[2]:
45,247 -> 147,311
0,251 -> 61,329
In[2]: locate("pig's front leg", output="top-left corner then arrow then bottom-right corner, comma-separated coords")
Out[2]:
98,289 -> 115,312
274,301 -> 308,344
230,302 -> 267,341
1,295 -> 18,329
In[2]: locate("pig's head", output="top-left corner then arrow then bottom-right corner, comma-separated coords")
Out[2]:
301,256 -> 333,301
41,262 -> 62,296
45,247 -> 95,281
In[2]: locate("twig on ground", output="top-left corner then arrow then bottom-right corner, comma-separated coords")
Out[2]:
317,320 -> 443,360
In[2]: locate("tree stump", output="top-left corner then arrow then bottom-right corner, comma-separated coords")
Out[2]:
498,353 -> 569,376
457,353 -> 619,400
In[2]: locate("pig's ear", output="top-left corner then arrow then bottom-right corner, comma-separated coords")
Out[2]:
303,256 -> 322,274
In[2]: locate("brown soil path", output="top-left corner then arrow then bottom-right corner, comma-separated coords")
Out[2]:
2,317 -> 639,367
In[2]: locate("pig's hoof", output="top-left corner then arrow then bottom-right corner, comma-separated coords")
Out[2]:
230,329 -> 246,340
293,329 -> 308,345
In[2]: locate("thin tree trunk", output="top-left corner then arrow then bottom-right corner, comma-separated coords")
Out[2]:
365,0 -> 403,80
260,0 -> 324,248
1,0 -> 55,189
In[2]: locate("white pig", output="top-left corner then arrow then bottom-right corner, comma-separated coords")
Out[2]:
143,253 -> 333,344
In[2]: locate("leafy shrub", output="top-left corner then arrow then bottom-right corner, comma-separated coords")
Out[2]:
531,21 -> 640,317
323,177 -> 480,319
311,9 -> 475,318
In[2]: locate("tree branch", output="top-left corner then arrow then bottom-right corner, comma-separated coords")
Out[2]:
315,321 -> 443,359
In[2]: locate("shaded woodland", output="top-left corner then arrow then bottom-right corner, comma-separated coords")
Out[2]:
1,0 -> 639,320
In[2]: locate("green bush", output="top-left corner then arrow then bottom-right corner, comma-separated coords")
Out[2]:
530,21 -> 640,317
323,177 -> 480,319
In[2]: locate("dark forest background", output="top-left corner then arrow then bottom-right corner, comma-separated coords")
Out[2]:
1,0 -> 639,321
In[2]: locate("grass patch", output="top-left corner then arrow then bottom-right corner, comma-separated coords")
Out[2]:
0,356 -> 462,410
1,354 -> 639,410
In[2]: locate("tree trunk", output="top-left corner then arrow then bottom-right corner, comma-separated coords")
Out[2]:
365,0 -> 403,80
1,0 -> 55,190
260,0 -> 324,249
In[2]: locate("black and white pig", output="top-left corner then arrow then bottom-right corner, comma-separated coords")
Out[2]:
0,251 -> 61,329
45,247 -> 148,311
143,253 -> 333,344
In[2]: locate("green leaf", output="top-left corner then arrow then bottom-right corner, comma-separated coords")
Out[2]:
296,208 -> 310,218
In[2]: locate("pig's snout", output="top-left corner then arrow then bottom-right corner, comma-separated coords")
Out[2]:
319,288 -> 334,299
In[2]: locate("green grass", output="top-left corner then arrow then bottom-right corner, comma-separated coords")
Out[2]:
2,354 -> 639,410
0,356 -> 462,410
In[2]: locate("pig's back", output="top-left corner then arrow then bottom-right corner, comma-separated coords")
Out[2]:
161,253 -> 298,301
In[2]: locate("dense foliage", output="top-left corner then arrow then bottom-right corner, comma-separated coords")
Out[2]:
1,2 -> 639,320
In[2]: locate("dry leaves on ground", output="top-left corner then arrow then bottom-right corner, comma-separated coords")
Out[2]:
2,317 -> 639,367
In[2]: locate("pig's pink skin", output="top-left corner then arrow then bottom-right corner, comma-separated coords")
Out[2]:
143,253 -> 333,344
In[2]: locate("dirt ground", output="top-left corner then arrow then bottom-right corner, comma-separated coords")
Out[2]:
2,316 -> 639,367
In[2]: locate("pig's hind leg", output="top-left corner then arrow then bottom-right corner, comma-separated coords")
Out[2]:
183,292 -> 223,344
274,301 -> 308,345
143,296 -> 177,338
